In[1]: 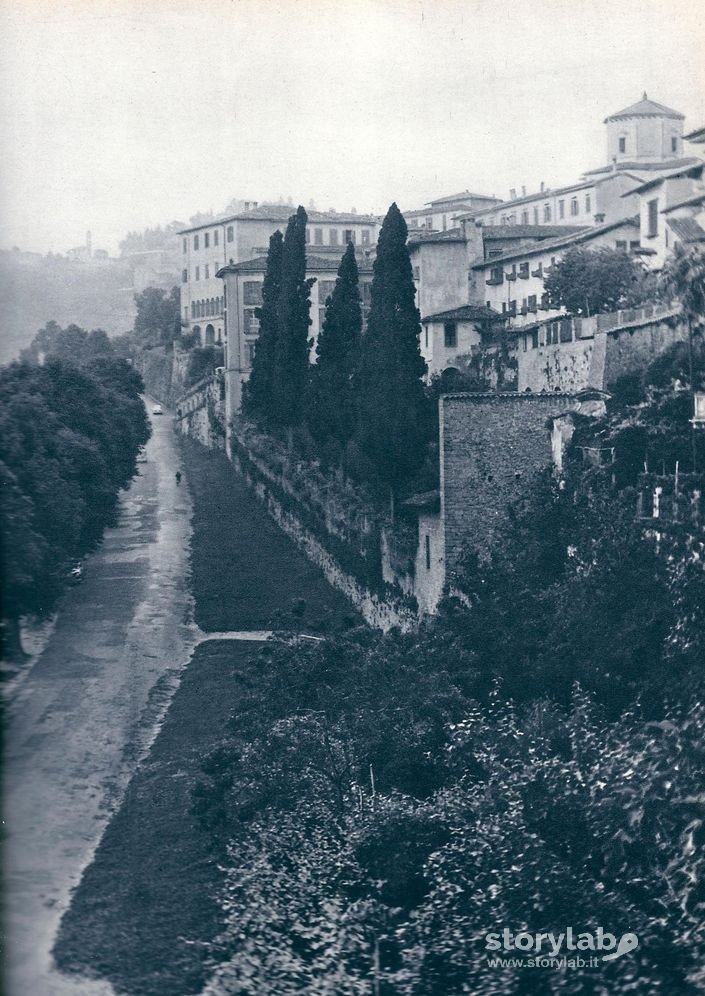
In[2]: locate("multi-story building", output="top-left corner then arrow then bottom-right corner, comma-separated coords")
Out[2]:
217,253 -> 374,446
180,205 -> 380,344
404,190 -> 502,233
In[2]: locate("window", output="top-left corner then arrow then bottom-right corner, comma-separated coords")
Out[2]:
329,228 -> 339,245
616,240 -> 627,250
519,262 -> 529,279
204,232 -> 210,248
243,308 -> 260,335
314,228 -> 323,244
205,264 -> 210,279
585,194 -> 591,213
243,281 -> 263,306
425,216 -> 433,229
362,229 -> 371,245
671,136 -> 678,152
629,240 -> 640,252
442,214 -> 447,231
508,214 -> 516,225
521,210 -> 529,225
227,226 -> 234,242
182,239 -> 187,254
425,534 -> 431,571
528,294 -> 537,313
191,302 -> 196,319
184,307 -> 188,321
543,204 -> 551,222
559,200 -> 565,219
509,300 -> 517,317
647,199 -> 658,238
194,235 -> 199,250
488,265 -> 504,285
570,198 -> 579,216
344,229 -> 355,244
195,265 -> 200,281
444,322 -> 457,348
182,268 -> 188,283
305,228 -> 310,244
214,230 -> 219,246
619,136 -> 626,153
533,207 -> 539,224
413,266 -> 420,281
245,342 -> 256,366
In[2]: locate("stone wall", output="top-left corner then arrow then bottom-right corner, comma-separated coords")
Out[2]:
440,392 -> 578,578
175,372 -> 226,450
136,346 -> 190,406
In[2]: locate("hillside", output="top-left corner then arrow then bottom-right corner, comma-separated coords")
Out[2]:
0,253 -> 136,364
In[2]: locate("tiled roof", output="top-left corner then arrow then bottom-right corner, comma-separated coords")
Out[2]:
662,191 -> 705,213
459,180 -> 595,218
180,205 -> 381,234
408,228 -> 465,245
471,216 -> 640,269
605,95 -> 684,122
421,304 -> 505,324
685,125 -> 705,143
217,254 -> 373,276
483,224 -> 589,240
584,157 -> 700,177
427,191 -> 499,206
623,161 -> 704,196
667,218 -> 705,243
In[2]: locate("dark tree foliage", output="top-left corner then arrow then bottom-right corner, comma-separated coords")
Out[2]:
21,321 -> 113,366
306,242 -> 362,454
0,346 -> 150,656
185,346 -> 224,389
242,230 -> 284,418
133,286 -> 181,348
544,246 -> 652,316
358,203 -> 428,492
272,207 -> 315,428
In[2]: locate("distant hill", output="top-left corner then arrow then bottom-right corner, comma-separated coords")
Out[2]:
0,252 -> 136,365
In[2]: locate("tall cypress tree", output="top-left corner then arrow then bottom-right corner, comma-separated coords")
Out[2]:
272,206 -> 314,427
358,202 -> 428,492
306,241 -> 362,450
242,230 -> 284,418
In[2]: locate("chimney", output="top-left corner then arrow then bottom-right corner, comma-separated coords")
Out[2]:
540,181 -> 545,193
509,188 -> 516,200
521,185 -> 526,197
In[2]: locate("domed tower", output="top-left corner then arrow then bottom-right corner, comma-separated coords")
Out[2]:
605,93 -> 685,165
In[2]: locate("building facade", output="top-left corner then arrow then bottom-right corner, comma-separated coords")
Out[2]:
180,205 -> 380,344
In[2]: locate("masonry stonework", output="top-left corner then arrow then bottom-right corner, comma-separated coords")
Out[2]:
440,393 -> 578,579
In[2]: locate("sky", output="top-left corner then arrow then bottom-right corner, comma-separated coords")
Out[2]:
1,0 -> 704,255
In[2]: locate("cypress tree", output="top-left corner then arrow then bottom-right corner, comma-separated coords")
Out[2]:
306,241 -> 362,450
358,202 -> 428,492
242,230 -> 284,418
272,206 -> 314,427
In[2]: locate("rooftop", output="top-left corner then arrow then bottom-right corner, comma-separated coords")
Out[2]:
667,217 -> 705,244
605,93 -> 684,122
685,125 -> 705,143
426,190 -> 499,207
422,304 -> 505,324
459,179 -> 595,218
583,157 -> 700,177
471,216 -> 640,269
662,190 -> 705,213
217,254 -> 374,276
180,205 -> 380,235
623,161 -> 704,196
482,224 -> 589,241
408,228 -> 465,245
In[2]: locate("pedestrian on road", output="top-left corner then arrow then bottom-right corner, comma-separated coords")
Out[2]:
175,471 -> 182,485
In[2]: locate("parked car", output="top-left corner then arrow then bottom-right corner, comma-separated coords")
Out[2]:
152,404 -> 164,415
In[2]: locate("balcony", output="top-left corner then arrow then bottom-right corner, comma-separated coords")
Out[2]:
486,275 -> 504,286
531,264 -> 543,278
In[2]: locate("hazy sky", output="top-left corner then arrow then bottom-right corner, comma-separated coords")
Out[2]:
1,0 -> 704,254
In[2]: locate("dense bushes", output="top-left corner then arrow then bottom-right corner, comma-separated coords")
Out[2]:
0,338 -> 150,655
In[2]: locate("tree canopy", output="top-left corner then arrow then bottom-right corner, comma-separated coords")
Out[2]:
357,203 -> 428,492
242,231 -> 284,418
544,245 -> 651,316
0,328 -> 150,656
133,286 -> 181,348
306,241 -> 362,453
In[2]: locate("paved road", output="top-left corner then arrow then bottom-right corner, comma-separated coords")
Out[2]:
2,402 -> 199,996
